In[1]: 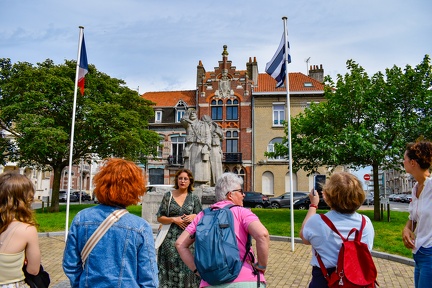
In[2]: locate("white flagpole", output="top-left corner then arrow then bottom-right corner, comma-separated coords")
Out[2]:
281,16 -> 295,252
65,26 -> 84,242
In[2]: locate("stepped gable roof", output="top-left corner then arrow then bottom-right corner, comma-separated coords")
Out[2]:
255,72 -> 324,93
141,90 -> 196,107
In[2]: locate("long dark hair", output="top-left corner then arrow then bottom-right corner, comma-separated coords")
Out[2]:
0,172 -> 37,233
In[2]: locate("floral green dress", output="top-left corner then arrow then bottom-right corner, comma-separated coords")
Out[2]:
157,191 -> 202,288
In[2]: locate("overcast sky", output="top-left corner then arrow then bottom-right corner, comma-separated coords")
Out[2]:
2,0 -> 431,95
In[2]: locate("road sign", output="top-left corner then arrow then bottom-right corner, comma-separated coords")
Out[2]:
364,174 -> 371,181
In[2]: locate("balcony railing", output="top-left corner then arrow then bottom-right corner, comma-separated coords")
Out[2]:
223,153 -> 242,163
168,155 -> 184,166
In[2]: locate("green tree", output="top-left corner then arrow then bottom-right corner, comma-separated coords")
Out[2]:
269,55 -> 432,220
0,58 -> 160,212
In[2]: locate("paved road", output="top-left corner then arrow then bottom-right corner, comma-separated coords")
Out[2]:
40,233 -> 414,288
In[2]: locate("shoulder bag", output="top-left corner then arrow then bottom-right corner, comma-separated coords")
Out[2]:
155,191 -> 173,249
81,209 -> 128,266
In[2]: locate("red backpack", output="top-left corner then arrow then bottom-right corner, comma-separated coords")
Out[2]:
315,214 -> 378,288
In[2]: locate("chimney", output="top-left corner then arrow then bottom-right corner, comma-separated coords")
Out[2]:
196,60 -> 206,88
246,57 -> 258,86
308,64 -> 324,83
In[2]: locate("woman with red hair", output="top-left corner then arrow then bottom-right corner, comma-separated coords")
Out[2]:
63,158 -> 158,287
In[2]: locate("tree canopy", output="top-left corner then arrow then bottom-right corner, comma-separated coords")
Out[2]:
0,58 -> 160,211
269,55 -> 432,220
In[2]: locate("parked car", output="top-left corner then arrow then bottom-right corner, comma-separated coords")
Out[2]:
388,194 -> 397,201
363,195 -> 374,205
72,191 -> 91,201
400,194 -> 412,203
293,196 -> 330,210
392,194 -> 404,202
243,192 -> 270,208
269,192 -> 309,209
59,190 -> 79,202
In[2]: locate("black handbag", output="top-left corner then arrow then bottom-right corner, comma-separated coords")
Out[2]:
22,264 -> 51,288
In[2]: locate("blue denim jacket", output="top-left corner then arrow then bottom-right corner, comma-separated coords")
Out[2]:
63,204 -> 158,288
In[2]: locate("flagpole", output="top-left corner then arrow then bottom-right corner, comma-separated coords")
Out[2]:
281,16 -> 295,252
65,26 -> 84,242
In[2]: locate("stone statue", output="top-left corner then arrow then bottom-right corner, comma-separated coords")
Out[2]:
202,115 -> 224,186
181,109 -> 211,185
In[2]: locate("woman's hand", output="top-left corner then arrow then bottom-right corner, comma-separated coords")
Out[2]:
173,216 -> 189,229
309,188 -> 320,206
402,226 -> 415,249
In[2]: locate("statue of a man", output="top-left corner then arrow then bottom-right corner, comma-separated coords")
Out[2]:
202,115 -> 224,186
181,109 -> 211,185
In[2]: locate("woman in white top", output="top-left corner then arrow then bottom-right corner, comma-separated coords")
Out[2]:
0,172 -> 41,287
402,140 -> 432,288
300,172 -> 374,288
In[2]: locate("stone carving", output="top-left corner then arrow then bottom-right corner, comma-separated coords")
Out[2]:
181,109 -> 211,185
202,115 -> 224,186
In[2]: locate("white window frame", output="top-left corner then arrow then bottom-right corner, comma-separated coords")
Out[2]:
155,111 -> 162,123
272,103 -> 285,127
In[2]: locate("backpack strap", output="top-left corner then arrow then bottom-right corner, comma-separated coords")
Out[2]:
315,214 -> 367,281
219,204 -> 261,288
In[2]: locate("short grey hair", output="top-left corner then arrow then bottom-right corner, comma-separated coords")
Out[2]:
215,172 -> 243,202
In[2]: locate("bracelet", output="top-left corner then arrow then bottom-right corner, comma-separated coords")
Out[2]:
253,263 -> 267,270
309,204 -> 318,209
193,268 -> 198,274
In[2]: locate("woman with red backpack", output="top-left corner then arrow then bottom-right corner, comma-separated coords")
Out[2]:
300,172 -> 376,288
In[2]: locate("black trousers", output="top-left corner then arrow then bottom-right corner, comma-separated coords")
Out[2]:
309,266 -> 336,288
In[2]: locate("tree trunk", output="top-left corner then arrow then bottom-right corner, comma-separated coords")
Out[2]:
49,166 -> 62,212
372,163 -> 381,221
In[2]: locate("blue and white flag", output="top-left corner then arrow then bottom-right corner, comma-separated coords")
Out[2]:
265,33 -> 291,88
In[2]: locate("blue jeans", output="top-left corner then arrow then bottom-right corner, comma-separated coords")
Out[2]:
413,246 -> 432,288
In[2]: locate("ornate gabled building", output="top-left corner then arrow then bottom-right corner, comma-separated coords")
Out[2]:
142,46 -> 327,194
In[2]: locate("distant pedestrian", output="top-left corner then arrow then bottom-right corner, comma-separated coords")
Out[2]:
402,140 -> 432,288
63,158 -> 158,287
0,172 -> 42,287
300,172 -> 375,288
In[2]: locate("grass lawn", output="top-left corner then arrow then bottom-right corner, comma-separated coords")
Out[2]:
35,205 -> 412,258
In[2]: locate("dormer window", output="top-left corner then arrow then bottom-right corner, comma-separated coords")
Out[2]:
155,111 -> 162,123
176,110 -> 185,123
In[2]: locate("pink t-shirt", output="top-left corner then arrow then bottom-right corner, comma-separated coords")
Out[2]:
185,200 -> 265,287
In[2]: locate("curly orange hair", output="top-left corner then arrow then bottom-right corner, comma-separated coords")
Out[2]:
93,158 -> 146,207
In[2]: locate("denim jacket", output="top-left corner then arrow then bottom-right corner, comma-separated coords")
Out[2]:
63,204 -> 158,288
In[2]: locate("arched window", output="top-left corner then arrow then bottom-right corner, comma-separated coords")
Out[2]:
267,137 -> 284,160
285,172 -> 298,192
262,171 -> 274,195
211,99 -> 223,120
226,99 -> 238,120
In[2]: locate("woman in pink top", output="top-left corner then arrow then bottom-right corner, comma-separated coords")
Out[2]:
176,172 -> 269,287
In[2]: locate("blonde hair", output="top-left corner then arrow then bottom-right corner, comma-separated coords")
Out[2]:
323,172 -> 365,213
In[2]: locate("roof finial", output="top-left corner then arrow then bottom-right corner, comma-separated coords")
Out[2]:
222,45 -> 228,56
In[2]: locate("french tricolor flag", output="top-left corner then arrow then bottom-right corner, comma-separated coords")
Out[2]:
78,35 -> 88,95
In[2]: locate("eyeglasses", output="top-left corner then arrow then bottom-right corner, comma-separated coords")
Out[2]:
229,189 -> 244,196
178,177 -> 190,182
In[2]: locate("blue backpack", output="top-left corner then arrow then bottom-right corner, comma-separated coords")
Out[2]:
194,204 -> 253,285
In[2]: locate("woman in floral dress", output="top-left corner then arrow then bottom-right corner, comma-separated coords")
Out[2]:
157,169 -> 202,288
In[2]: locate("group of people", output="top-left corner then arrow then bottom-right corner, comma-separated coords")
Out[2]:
1,140 -> 432,288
